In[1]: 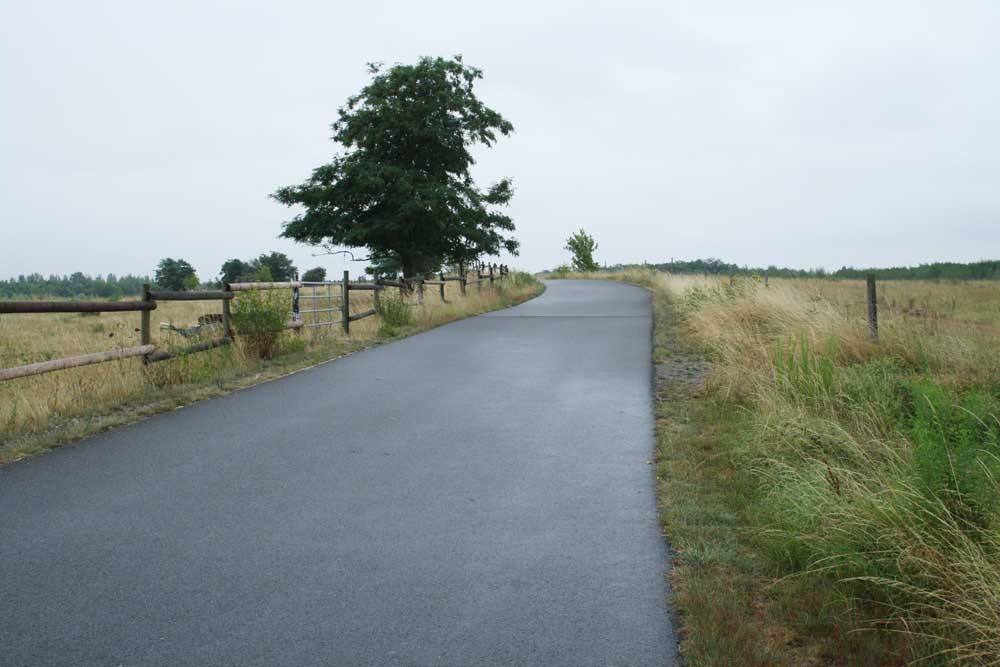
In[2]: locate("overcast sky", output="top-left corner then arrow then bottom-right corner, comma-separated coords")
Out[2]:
2,0 -> 998,280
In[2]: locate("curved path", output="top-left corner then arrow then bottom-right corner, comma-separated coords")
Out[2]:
1,280 -> 677,666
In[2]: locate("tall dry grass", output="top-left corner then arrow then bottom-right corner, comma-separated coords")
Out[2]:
0,276 -> 540,460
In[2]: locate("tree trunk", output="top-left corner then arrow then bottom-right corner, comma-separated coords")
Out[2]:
399,256 -> 417,294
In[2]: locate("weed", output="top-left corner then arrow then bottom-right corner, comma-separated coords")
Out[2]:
377,293 -> 414,328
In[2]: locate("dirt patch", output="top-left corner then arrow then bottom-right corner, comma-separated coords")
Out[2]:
656,358 -> 710,387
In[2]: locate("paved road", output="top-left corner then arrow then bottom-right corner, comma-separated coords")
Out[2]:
1,280 -> 677,666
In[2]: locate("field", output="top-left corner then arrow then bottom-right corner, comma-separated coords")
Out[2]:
0,276 -> 541,462
560,270 -> 1000,665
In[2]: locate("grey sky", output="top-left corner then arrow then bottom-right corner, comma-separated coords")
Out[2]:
2,0 -> 998,280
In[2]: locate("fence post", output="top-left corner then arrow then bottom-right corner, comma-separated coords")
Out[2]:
460,271 -> 467,297
341,270 -> 350,334
292,272 -> 301,336
222,282 -> 232,339
489,264 -> 495,288
373,273 -> 382,314
866,273 -> 878,341
140,283 -> 152,364
764,269 -> 769,288
439,272 -> 446,301
417,278 -> 424,304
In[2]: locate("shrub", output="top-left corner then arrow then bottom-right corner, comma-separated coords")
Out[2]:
231,289 -> 291,359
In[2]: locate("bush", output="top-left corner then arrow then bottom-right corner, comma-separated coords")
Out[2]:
231,289 -> 291,359
378,294 -> 413,328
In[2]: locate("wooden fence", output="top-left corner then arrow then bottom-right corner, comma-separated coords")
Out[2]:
299,264 -> 510,334
0,264 -> 510,382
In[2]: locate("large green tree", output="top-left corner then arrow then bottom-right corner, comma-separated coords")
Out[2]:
273,56 -> 518,278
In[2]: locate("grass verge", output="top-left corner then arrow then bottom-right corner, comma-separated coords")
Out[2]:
652,290 -> 907,665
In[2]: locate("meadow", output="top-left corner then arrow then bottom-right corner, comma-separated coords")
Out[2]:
0,275 -> 541,462
560,269 -> 1000,665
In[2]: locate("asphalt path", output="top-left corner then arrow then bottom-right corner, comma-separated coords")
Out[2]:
1,279 -> 677,666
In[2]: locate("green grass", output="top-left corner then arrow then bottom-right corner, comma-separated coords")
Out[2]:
651,289 -> 912,666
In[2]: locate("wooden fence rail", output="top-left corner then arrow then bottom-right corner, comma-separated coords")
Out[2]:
348,308 -> 378,322
0,344 -> 156,381
148,290 -> 234,301
0,265 -> 512,381
0,300 -> 155,314
146,338 -> 231,364
229,281 -> 302,291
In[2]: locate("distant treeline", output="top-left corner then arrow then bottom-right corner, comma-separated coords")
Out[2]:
0,273 -> 153,299
604,258 -> 1000,281
6,258 -> 1000,299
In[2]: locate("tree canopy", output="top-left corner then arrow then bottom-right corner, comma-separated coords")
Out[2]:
155,258 -> 198,290
0,273 -> 151,299
220,259 -> 252,285
218,253 -> 298,284
252,252 -> 297,282
301,267 -> 327,282
273,56 -> 518,278
564,230 -> 599,272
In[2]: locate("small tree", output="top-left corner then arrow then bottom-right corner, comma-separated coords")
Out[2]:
564,230 -> 599,272
301,267 -> 327,282
273,56 -> 518,278
155,258 -> 197,291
